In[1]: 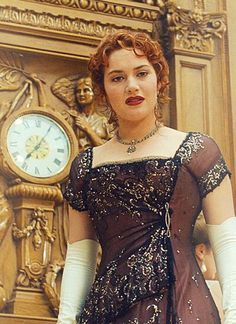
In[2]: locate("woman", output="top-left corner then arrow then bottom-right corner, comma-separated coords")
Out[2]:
58,31 -> 236,323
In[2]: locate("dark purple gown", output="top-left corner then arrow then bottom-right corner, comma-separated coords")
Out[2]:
64,132 -> 230,324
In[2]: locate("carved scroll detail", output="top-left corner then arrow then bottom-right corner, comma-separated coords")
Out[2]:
16,268 -> 42,288
166,2 -> 226,53
21,0 -> 163,21
43,261 -> 64,315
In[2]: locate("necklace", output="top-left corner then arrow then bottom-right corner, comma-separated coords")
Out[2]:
116,121 -> 162,154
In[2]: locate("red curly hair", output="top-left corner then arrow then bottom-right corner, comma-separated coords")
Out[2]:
88,30 -> 169,107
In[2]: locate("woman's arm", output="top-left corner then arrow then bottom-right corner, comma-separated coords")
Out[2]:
57,207 -> 99,324
203,175 -> 235,225
203,176 -> 236,324
68,206 -> 98,243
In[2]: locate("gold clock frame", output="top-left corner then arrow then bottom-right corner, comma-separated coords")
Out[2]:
0,106 -> 78,185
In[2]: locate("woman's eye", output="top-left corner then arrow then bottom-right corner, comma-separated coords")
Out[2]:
111,76 -> 124,82
137,71 -> 148,78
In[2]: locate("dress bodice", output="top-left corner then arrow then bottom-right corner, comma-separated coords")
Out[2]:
63,132 -> 230,323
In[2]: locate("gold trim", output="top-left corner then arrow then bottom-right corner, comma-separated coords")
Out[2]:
92,155 -> 173,169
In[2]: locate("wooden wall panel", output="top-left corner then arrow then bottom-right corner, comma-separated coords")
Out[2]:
175,57 -> 211,133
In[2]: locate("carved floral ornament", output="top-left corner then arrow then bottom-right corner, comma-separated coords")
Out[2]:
166,2 -> 226,53
21,0 -> 163,21
12,207 -> 56,250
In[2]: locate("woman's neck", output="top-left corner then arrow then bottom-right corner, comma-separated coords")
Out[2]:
117,118 -> 159,142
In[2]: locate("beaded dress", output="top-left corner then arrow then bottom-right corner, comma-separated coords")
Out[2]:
64,132 -> 230,324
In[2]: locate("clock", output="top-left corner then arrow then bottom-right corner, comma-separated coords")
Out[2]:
0,107 -> 78,184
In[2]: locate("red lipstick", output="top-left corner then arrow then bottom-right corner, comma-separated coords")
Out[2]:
125,96 -> 144,106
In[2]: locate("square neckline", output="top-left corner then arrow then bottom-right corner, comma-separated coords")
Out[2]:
90,132 -> 193,170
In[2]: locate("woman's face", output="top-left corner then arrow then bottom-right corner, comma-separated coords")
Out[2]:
76,79 -> 94,107
104,48 -> 158,124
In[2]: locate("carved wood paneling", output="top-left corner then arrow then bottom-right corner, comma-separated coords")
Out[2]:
0,5 -> 120,38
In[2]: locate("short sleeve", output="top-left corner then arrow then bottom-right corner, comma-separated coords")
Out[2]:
179,133 -> 231,198
62,148 -> 92,211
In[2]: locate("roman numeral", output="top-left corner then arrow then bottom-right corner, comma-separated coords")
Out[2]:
57,148 -> 64,153
23,121 -> 30,128
22,162 -> 28,171
47,167 -> 52,174
35,167 -> 40,175
10,141 -> 18,147
12,152 -> 19,159
54,158 -> 61,166
35,120 -> 41,128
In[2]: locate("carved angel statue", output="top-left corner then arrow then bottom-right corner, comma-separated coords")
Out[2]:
51,74 -> 112,151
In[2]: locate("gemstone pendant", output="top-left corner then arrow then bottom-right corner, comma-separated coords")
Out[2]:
127,145 -> 136,154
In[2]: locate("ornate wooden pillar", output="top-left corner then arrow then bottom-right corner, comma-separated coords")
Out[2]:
164,0 -> 235,202
5,183 -> 63,317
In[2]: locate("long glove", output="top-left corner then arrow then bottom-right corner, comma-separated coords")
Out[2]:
57,239 -> 99,324
207,217 -> 236,324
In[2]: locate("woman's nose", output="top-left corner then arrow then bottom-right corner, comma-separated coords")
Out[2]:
126,77 -> 139,94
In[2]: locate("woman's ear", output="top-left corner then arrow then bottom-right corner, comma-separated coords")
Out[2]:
195,243 -> 207,262
195,243 -> 208,273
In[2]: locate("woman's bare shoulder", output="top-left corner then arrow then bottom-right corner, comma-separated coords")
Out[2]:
92,137 -> 117,166
159,126 -> 189,146
93,136 -> 115,153
161,126 -> 188,139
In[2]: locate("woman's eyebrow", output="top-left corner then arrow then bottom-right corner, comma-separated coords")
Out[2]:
107,65 -> 150,76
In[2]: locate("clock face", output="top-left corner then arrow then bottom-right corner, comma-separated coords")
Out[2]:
6,113 -> 71,178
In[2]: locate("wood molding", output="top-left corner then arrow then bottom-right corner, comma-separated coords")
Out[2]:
0,313 -> 56,323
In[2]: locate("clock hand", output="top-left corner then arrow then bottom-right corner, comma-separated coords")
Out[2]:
24,126 -> 52,161
34,126 -> 52,150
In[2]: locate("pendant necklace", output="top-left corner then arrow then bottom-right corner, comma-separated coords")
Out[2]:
116,121 -> 162,154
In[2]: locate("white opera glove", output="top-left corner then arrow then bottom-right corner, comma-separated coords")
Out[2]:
57,239 -> 99,324
207,217 -> 236,324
